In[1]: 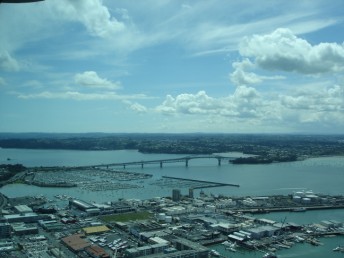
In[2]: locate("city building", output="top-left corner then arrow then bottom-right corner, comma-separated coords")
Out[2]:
172,189 -> 181,202
189,188 -> 194,199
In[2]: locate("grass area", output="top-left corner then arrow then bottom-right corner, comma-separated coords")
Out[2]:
100,211 -> 153,223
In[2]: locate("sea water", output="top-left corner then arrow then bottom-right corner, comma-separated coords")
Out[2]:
1,148 -> 343,257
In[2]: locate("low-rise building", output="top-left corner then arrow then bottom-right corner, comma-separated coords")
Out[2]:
3,212 -> 40,223
11,223 -> 38,236
85,245 -> 110,258
246,225 -> 278,239
83,225 -> 110,235
14,205 -> 33,214
61,233 -> 91,253
69,199 -> 95,211
125,243 -> 169,258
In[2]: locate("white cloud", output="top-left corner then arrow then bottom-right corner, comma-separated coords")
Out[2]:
17,91 -> 149,101
155,84 -> 344,130
54,0 -> 125,38
230,59 -> 262,86
239,28 -> 344,74
230,58 -> 285,87
280,84 -> 344,112
156,91 -> 222,115
156,88 -> 263,118
123,101 -> 147,113
74,71 -> 121,90
0,51 -> 20,72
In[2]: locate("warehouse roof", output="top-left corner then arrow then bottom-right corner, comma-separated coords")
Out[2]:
83,225 -> 110,235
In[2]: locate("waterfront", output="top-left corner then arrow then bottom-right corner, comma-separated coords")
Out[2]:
211,235 -> 344,258
1,148 -> 344,200
1,148 -> 344,257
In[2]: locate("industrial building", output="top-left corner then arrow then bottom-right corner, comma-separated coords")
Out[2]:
85,245 -> 110,258
82,225 -> 110,235
61,233 -> 91,253
125,243 -> 169,258
14,205 -> 33,214
3,213 -> 40,223
11,223 -> 38,236
69,199 -> 97,212
246,225 -> 279,239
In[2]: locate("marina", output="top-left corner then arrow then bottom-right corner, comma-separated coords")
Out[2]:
26,167 -> 153,192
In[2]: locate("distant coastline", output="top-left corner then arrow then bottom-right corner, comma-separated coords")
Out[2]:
1,133 -> 343,165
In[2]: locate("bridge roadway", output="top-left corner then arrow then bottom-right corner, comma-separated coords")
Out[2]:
92,155 -> 234,169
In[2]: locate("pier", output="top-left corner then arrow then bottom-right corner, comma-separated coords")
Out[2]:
90,155 -> 234,169
162,176 -> 240,188
234,205 -> 344,214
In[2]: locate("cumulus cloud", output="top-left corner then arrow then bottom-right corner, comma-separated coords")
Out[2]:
156,91 -> 222,115
156,88 -> 263,119
230,58 -> 285,87
123,101 -> 147,113
230,59 -> 262,86
239,28 -> 344,74
0,51 -> 20,72
74,71 -> 121,90
281,84 -> 344,112
155,83 -> 344,130
54,0 -> 125,38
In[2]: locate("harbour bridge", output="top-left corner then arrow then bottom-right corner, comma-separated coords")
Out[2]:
94,155 -> 235,169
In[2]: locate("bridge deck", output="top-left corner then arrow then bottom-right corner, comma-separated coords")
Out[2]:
91,155 -> 234,168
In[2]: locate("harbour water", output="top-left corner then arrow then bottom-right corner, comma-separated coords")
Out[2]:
1,148 -> 344,257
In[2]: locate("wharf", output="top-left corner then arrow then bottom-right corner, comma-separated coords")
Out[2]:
162,176 -> 240,188
235,205 -> 344,214
310,231 -> 344,237
200,236 -> 228,246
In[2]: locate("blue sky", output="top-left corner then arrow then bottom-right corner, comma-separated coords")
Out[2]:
0,0 -> 344,133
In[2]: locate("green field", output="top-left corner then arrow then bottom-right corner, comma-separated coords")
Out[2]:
100,211 -> 153,223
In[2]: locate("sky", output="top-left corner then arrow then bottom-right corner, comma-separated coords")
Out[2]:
0,0 -> 344,134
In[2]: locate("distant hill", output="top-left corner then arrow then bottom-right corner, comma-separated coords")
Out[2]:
0,133 -> 343,160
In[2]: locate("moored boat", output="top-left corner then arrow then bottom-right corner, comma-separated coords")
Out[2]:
210,249 -> 221,257
292,207 -> 307,212
263,252 -> 278,258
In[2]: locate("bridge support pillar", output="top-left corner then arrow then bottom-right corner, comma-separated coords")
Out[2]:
160,161 -> 163,168
217,158 -> 221,166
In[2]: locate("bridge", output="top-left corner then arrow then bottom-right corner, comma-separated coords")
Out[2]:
94,155 -> 235,169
